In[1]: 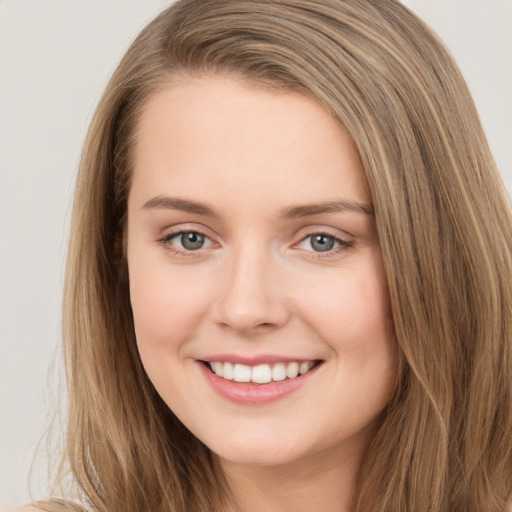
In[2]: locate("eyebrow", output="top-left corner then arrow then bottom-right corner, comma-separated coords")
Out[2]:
280,200 -> 374,218
142,196 -> 218,216
142,196 -> 374,218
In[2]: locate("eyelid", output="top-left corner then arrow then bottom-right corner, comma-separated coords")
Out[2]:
156,224 -> 353,258
293,227 -> 354,256
157,222 -> 217,241
169,231 -> 214,250
157,224 -> 220,256
295,225 -> 353,242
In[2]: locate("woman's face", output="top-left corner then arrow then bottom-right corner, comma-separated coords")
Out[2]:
127,76 -> 397,469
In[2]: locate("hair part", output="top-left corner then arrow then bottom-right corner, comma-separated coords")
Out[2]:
44,1 -> 512,511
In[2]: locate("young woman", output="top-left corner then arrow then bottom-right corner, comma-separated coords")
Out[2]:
14,0 -> 512,511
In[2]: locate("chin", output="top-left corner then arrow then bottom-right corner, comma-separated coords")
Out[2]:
220,447 -> 296,467
197,429 -> 298,467
207,429 -> 334,470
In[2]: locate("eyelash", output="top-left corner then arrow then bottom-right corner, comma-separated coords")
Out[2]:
157,229 -> 353,258
298,231 -> 353,257
158,230 -> 215,258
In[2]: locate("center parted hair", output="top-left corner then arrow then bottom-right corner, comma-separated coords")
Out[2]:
47,1 -> 512,511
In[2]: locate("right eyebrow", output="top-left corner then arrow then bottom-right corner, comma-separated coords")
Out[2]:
280,200 -> 374,219
142,196 -> 218,217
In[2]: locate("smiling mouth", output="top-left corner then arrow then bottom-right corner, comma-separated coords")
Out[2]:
203,360 -> 322,384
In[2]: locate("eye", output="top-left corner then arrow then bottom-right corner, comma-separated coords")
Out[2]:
165,231 -> 212,251
299,233 -> 348,253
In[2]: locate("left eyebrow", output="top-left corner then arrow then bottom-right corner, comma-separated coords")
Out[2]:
280,200 -> 374,219
142,196 -> 218,217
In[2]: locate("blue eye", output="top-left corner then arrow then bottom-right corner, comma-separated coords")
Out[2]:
300,233 -> 344,253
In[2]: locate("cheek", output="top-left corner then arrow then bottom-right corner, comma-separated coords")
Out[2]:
128,252 -> 213,350
297,255 -> 397,406
299,265 -> 392,352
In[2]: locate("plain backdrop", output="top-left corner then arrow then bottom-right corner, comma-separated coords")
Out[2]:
0,0 -> 511,508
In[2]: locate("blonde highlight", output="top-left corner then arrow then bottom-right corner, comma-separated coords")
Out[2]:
39,1 -> 511,511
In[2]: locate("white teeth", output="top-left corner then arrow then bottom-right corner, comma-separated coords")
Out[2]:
223,362 -> 234,380
299,361 -> 313,375
212,361 -> 223,377
208,360 -> 317,383
252,364 -> 272,384
286,362 -> 299,379
271,363 -> 287,381
233,364 -> 251,383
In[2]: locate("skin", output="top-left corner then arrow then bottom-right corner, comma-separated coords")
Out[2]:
127,75 -> 397,512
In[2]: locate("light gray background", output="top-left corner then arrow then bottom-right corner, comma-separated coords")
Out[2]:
1,0 -> 511,508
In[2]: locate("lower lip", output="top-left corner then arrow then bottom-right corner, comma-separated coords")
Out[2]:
197,361 -> 321,405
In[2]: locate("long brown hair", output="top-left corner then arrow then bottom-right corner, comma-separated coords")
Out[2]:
38,1 -> 512,511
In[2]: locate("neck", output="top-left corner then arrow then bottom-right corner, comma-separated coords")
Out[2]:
217,440 -> 366,512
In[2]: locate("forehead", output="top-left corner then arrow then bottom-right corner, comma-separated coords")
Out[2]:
129,75 -> 369,211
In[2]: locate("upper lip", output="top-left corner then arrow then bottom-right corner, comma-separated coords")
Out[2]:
199,354 -> 320,366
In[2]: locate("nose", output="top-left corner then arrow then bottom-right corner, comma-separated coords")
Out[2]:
212,245 -> 291,334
